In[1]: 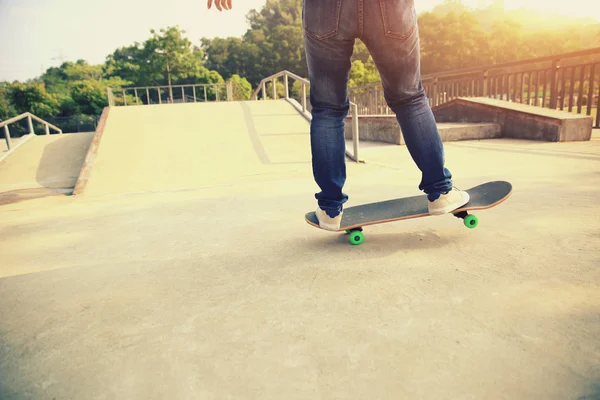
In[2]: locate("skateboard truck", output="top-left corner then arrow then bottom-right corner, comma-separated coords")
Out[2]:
453,210 -> 479,229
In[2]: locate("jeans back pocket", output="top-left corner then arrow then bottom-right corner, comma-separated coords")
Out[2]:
303,0 -> 343,40
378,0 -> 417,40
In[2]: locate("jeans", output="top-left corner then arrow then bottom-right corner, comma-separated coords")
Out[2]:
303,0 -> 453,217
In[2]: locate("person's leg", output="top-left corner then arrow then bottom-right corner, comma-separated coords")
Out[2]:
361,0 -> 468,211
303,0 -> 357,228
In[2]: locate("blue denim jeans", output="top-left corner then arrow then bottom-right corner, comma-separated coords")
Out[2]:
303,0 -> 453,217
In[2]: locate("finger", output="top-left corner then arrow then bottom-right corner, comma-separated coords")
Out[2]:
216,0 -> 222,11
207,0 -> 212,8
226,0 -> 232,9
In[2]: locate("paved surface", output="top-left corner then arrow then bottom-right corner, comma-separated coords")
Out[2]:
1,101 -> 599,399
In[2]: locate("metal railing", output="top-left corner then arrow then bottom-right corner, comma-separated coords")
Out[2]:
107,82 -> 234,106
0,112 -> 62,151
349,47 -> 600,128
253,70 -> 361,162
43,115 -> 100,133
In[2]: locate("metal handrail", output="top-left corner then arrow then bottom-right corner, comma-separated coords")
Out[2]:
253,70 -> 361,162
107,82 -> 232,106
351,47 -> 600,92
1,112 -> 62,151
427,47 -> 600,80
348,46 -> 600,127
117,83 -> 227,90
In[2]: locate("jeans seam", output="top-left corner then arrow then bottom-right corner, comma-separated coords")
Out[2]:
358,0 -> 364,39
378,0 -> 417,40
304,0 -> 343,41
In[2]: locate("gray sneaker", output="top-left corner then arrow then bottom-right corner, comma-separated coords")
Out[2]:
428,187 -> 470,215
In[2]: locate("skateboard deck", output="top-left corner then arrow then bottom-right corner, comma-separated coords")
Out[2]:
305,180 -> 512,245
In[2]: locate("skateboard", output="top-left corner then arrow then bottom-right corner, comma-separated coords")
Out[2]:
305,180 -> 512,245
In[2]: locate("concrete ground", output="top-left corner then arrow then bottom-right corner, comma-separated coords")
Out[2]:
0,101 -> 599,399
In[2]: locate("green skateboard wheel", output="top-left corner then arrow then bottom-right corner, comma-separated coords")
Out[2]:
349,231 -> 364,245
464,214 -> 478,229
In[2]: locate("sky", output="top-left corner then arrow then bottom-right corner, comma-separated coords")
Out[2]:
1,0 -> 599,82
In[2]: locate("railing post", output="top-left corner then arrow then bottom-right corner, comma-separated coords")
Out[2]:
284,75 -> 289,99
272,78 -> 277,100
146,88 -> 150,104
45,124 -> 50,135
577,65 -> 586,114
193,86 -> 197,102
432,77 -> 439,106
262,82 -> 266,100
181,86 -> 185,103
549,59 -> 559,109
27,115 -> 34,135
122,90 -> 127,106
134,89 -> 139,105
483,70 -> 489,98
158,88 -> 162,104
107,88 -> 114,106
586,64 -> 595,117
227,81 -> 233,101
596,97 -> 600,129
351,103 -> 359,162
301,84 -> 307,113
4,125 -> 11,150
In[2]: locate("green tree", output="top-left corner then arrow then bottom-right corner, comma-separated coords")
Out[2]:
0,82 -> 17,120
199,37 -> 250,81
104,44 -> 145,85
38,60 -> 131,116
431,0 -> 469,16
41,60 -> 120,116
8,82 -> 60,117
419,11 -> 491,74
202,0 -> 307,87
144,26 -> 205,99
70,78 -> 129,115
489,18 -> 523,63
105,25 -> 221,102
268,25 -> 305,75
349,58 -> 380,88
352,40 -> 371,64
229,74 -> 253,100
246,0 -> 302,31
3,0 -> 599,121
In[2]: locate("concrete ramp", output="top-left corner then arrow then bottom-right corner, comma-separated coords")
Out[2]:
0,133 -> 94,205
78,100 -> 312,197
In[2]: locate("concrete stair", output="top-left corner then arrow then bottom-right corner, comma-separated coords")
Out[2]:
344,115 -> 501,145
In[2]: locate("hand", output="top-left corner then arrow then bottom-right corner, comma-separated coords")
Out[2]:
207,0 -> 232,11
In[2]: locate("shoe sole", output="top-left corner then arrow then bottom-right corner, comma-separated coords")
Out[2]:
428,194 -> 470,215
316,209 -> 342,231
319,223 -> 340,231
